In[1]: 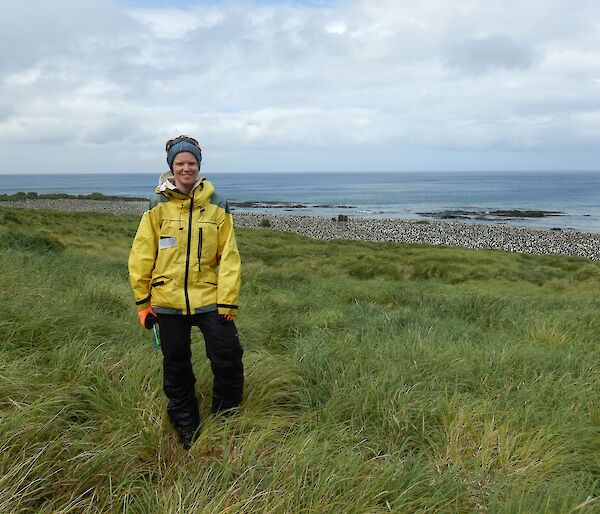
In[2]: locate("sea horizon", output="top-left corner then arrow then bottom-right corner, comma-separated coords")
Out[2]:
3,169 -> 600,175
3,171 -> 600,233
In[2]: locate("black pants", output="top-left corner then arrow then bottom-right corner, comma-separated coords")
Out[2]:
157,312 -> 244,429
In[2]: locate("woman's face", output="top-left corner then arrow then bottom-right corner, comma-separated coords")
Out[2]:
172,151 -> 199,191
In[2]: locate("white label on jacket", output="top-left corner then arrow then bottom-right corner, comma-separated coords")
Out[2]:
159,236 -> 177,249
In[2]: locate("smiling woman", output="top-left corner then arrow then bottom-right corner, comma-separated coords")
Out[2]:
128,134 -> 243,450
165,135 -> 203,195
172,152 -> 200,194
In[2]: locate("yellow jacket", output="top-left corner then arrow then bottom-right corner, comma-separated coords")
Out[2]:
128,174 -> 240,316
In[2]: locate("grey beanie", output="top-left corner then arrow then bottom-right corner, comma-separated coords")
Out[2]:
166,140 -> 202,169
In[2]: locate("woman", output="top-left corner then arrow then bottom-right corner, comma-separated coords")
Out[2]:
128,135 -> 243,450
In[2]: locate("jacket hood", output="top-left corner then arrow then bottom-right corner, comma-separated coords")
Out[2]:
156,171 -> 212,200
157,170 -> 174,188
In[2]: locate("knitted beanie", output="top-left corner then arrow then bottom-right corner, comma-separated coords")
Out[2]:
166,140 -> 202,169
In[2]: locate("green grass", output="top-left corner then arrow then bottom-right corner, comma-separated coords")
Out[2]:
0,205 -> 598,513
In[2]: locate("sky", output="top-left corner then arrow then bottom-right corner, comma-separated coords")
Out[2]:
1,0 -> 599,173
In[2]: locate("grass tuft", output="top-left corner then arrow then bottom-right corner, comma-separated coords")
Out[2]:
0,230 -> 64,254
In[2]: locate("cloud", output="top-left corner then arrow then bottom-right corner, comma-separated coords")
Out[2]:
130,7 -> 224,38
446,34 -> 536,73
0,0 -> 599,173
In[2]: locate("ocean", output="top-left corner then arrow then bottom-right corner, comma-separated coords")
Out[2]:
2,171 -> 600,233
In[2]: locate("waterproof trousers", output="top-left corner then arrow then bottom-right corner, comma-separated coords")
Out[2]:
157,312 -> 244,430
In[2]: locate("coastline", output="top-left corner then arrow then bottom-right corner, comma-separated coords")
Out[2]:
2,198 -> 599,260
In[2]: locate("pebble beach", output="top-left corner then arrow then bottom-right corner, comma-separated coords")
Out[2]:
2,198 -> 600,260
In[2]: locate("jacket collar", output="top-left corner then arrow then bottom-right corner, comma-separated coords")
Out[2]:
157,171 -> 204,195
156,171 -> 214,203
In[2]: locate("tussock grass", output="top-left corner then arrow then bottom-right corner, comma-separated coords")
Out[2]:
0,206 -> 598,513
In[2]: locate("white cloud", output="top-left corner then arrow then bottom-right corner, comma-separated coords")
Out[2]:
4,68 -> 42,87
0,0 -> 599,173
129,7 -> 224,38
325,22 -> 347,35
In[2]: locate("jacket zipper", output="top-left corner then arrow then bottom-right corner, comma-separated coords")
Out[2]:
183,196 -> 194,315
198,227 -> 203,273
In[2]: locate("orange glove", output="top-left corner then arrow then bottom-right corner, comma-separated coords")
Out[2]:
219,314 -> 235,324
138,306 -> 158,329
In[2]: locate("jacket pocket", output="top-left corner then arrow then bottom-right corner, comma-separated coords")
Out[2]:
198,228 -> 203,273
149,277 -> 177,308
197,222 -> 218,269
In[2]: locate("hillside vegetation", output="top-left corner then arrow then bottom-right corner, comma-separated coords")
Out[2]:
0,206 -> 598,513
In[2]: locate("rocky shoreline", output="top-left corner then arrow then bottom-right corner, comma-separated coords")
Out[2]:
2,198 -> 599,260
0,198 -> 149,215
416,208 -> 565,221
